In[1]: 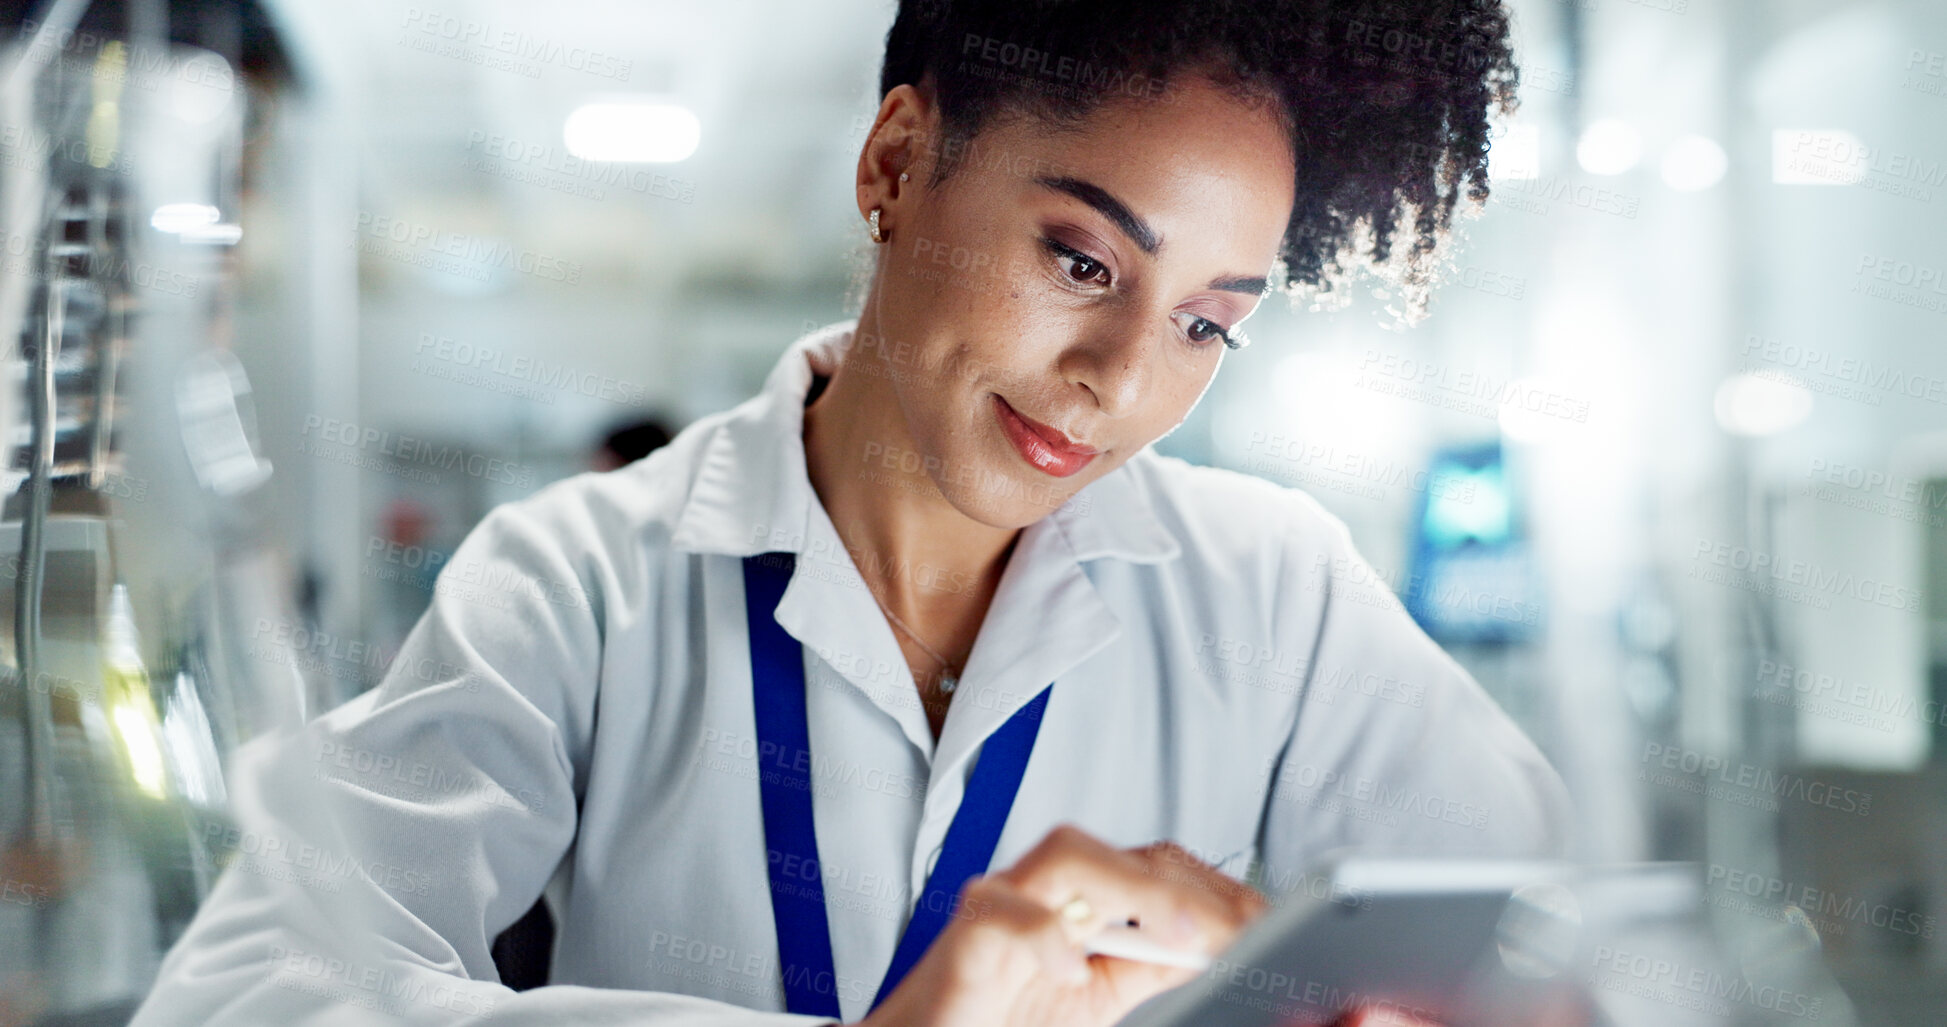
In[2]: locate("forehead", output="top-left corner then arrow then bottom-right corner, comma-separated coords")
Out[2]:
954,76 -> 1297,263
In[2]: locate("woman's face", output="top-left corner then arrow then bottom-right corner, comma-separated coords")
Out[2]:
855,73 -> 1296,529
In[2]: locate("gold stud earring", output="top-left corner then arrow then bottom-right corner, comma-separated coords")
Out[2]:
868,207 -> 884,243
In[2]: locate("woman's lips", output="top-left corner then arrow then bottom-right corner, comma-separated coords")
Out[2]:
993,395 -> 1098,478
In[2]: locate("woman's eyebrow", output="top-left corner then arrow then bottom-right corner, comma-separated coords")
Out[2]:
1031,174 -> 1268,295
1032,175 -> 1160,255
1206,273 -> 1270,296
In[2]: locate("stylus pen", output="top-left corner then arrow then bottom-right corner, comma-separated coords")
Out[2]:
1083,926 -> 1214,971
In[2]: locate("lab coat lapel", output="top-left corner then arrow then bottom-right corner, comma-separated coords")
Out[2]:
674,323 -> 946,755
929,514 -> 1123,789
769,500 -> 942,760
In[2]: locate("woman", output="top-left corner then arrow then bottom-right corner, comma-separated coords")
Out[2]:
137,1 -> 1569,1025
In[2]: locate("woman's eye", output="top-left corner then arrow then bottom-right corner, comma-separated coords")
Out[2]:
1041,238 -> 1109,286
1178,313 -> 1240,350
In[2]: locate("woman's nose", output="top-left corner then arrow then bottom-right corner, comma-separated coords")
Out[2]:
1061,313 -> 1153,418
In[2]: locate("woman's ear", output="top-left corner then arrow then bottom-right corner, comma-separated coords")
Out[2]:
856,83 -> 935,222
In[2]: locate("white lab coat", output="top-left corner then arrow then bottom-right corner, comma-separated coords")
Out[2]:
132,320 -> 1571,1027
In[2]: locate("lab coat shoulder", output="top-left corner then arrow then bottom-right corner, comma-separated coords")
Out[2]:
1115,449 -> 1380,614
363,442 -> 678,785
1111,449 -> 1311,633
422,399 -> 746,747
465,399 -> 728,624
1103,452 -> 1356,761
132,417 -> 845,1027
1257,483 -> 1573,866
1119,448 -> 1309,560
1119,456 -> 1573,869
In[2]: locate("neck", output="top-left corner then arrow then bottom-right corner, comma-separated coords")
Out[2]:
801,320 -> 1020,631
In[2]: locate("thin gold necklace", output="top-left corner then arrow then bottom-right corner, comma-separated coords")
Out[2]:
860,577 -> 960,694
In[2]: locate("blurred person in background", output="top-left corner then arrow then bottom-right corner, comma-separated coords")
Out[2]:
592,415 -> 677,472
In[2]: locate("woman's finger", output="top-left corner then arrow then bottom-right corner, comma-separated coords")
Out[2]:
949,872 -> 1093,987
990,825 -> 1250,953
1125,839 -> 1268,926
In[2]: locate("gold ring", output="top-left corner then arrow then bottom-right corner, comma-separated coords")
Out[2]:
1058,893 -> 1093,926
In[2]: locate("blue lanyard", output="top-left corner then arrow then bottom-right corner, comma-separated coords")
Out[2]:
742,552 -> 1054,1017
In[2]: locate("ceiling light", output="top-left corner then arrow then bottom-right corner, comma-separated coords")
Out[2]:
564,100 -> 700,163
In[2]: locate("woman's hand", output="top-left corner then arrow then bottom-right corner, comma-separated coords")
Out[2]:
853,823 -> 1267,1027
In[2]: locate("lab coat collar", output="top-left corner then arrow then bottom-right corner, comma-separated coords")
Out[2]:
669,319 -> 1183,566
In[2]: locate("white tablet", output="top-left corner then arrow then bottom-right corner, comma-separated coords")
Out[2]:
1117,859 -> 1610,1027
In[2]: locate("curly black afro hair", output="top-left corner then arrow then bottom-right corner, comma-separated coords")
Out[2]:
879,0 -> 1520,324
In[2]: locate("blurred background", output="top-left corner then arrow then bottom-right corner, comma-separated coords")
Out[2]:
0,0 -> 1943,1023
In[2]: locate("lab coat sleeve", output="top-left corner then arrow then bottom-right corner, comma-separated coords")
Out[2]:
1255,498 -> 1574,885
131,491 -> 842,1027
